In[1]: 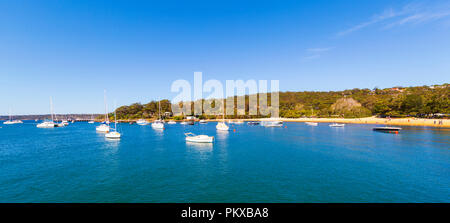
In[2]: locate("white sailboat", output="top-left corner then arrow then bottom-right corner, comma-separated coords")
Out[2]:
3,108 -> 23,124
105,101 -> 121,139
151,101 -> 164,129
216,108 -> 229,131
37,97 -> 56,128
96,90 -> 110,133
88,114 -> 95,124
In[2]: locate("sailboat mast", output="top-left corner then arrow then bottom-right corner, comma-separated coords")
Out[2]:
9,108 -> 12,121
114,101 -> 117,130
104,90 -> 109,123
50,97 -> 54,122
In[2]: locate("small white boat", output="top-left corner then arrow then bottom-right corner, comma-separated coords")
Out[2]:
185,133 -> 214,143
263,121 -> 283,127
71,120 -> 75,124
37,97 -> 57,128
151,120 -> 164,129
305,122 -> 318,126
4,120 -> 23,125
199,120 -> 207,124
105,131 -> 121,139
105,101 -> 121,139
96,123 -> 110,132
61,120 -> 69,126
235,120 -> 244,124
216,122 -> 229,131
151,101 -> 165,129
4,108 -> 23,124
136,119 -> 149,125
97,90 -> 110,132
167,120 -> 176,124
329,123 -> 345,127
88,114 -> 95,124
180,121 -> 188,125
373,126 -> 401,132
37,121 -> 56,128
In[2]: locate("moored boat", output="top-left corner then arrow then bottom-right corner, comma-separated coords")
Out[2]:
136,119 -> 149,125
185,133 -> 214,143
329,123 -> 345,127
373,126 -> 401,132
105,101 -> 121,139
263,121 -> 283,127
305,122 -> 318,126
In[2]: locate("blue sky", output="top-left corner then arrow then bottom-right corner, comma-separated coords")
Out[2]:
1,0 -> 449,114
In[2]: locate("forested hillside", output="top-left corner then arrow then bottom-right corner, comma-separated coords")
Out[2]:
111,84 -> 449,119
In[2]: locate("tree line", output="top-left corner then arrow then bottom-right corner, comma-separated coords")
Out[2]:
107,84 -> 449,120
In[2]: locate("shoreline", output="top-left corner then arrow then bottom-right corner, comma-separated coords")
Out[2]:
268,117 -> 449,128
112,117 -> 449,128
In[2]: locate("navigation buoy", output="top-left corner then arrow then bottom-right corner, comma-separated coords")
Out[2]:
233,129 -> 236,132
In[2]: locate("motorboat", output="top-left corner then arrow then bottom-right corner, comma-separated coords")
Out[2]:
247,121 -> 260,125
305,122 -> 318,126
136,119 -> 149,125
37,120 -> 56,128
167,120 -> 176,124
373,126 -> 401,132
96,123 -> 110,132
329,123 -> 345,127
180,121 -> 188,125
199,120 -> 207,124
263,121 -> 283,127
185,133 -> 214,143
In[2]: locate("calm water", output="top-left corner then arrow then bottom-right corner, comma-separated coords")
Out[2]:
0,121 -> 449,203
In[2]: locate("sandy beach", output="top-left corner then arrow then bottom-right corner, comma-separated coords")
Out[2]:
260,117 -> 450,128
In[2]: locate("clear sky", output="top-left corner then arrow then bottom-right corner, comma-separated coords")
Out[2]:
1,0 -> 449,115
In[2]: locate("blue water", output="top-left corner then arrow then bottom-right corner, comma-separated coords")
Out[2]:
0,121 -> 449,203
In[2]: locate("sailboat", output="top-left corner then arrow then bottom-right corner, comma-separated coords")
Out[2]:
105,101 -> 121,139
37,97 -> 56,128
96,90 -> 110,133
88,114 -> 95,124
3,108 -> 23,124
216,107 -> 229,131
151,101 -> 164,129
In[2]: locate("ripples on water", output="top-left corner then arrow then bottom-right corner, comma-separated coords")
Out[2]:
0,121 -> 448,202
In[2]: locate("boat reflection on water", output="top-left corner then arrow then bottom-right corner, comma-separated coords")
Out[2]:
186,141 -> 213,152
216,129 -> 229,140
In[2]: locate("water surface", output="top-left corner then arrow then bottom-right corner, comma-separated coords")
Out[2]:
0,121 -> 449,202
